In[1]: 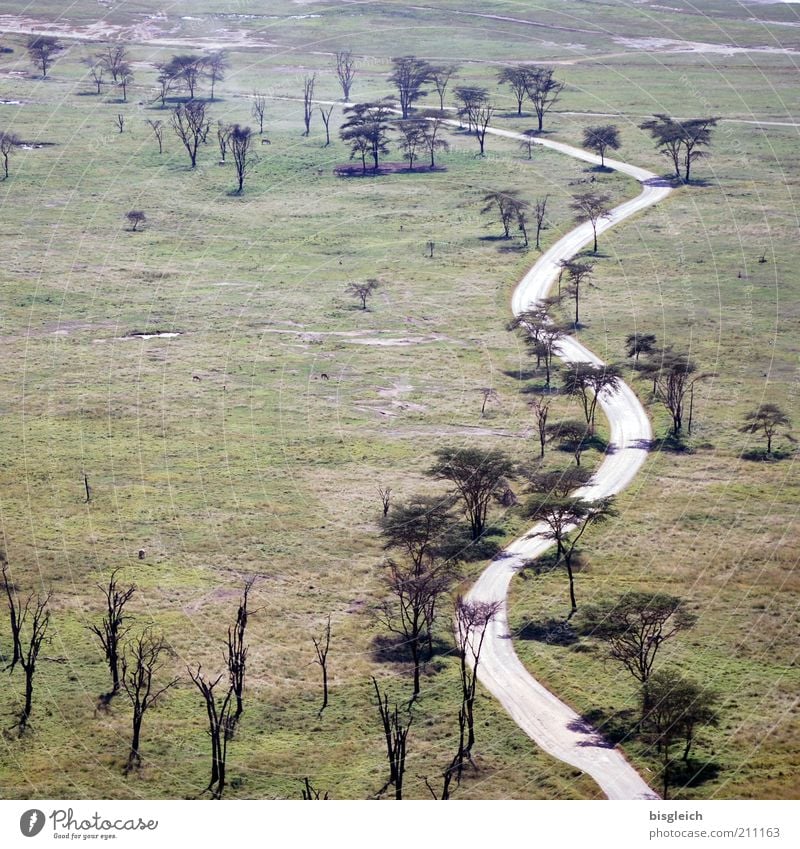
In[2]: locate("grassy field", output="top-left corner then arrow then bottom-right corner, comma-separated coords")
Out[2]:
0,0 -> 798,800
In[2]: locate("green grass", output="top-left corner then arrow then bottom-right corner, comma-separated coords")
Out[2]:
0,0 -> 798,800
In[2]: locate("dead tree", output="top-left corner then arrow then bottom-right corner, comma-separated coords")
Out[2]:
1,554 -> 22,670
188,665 -> 235,799
171,100 -> 209,168
312,614 -> 331,716
225,579 -> 253,724
335,50 -> 356,101
301,777 -> 329,799
302,74 -> 316,137
426,706 -> 467,800
533,195 -> 549,250
372,678 -> 411,800
121,630 -> 177,772
88,569 -> 136,699
115,113 -> 124,133
216,120 -> 231,162
147,119 -> 164,154
378,485 -> 392,517
319,104 -> 335,146
251,91 -> 267,135
17,591 -> 52,732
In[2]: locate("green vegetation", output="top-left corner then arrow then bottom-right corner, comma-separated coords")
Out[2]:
0,0 -> 798,800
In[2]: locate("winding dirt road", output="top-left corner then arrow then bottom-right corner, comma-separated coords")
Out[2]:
464,128 -> 672,800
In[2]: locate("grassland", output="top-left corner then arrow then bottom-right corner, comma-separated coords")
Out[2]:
0,0 -> 798,800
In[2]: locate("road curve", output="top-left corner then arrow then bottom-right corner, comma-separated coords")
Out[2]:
464,126 -> 672,800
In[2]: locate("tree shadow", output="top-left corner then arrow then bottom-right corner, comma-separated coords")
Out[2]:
650,434 -> 694,454
740,448 -> 794,462
477,234 -> 513,242
670,758 -> 722,790
370,633 -> 451,665
578,707 -> 641,747
519,381 -> 559,395
517,617 -> 578,646
439,525 -> 505,563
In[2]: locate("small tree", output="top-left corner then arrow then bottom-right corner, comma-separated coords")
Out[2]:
319,104 -> 335,146
643,669 -> 719,798
251,92 -> 267,135
85,59 -> 104,94
625,332 -> 657,366
115,113 -> 125,133
118,62 -> 134,102
89,569 -> 136,698
340,101 -> 392,172
228,124 -> 255,193
559,259 -> 594,326
583,124 -> 621,167
498,67 -> 532,116
206,51 -> 229,100
639,114 -> 718,183
121,630 -> 178,772
302,74 -> 316,137
98,43 -> 128,83
571,190 -> 612,254
741,403 -> 792,456
17,590 -> 52,732
396,119 -> 425,170
418,113 -> 449,168
650,349 -> 713,436
27,35 -> 63,78
378,485 -> 392,517
453,86 -> 488,133
188,665 -> 234,799
125,210 -> 146,231
312,614 -> 331,716
389,55 -> 432,119
171,100 -> 209,168
549,419 -> 592,466
429,64 -> 459,111
581,592 -> 697,714
529,396 -> 551,459
1,554 -> 22,670
335,50 -> 356,101
474,103 -> 495,156
216,120 -> 231,162
427,447 -> 515,541
346,278 -> 380,310
533,195 -> 549,250
562,361 -> 622,434
372,678 -> 412,799
481,189 -> 527,239
225,579 -> 254,723
0,131 -> 20,179
522,67 -> 564,132
519,129 -> 537,160
523,466 -> 592,498
525,495 -> 617,617
162,54 -> 206,99
147,119 -> 164,154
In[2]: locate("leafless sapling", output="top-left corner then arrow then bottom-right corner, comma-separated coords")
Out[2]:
118,63 -> 133,102
571,190 -> 612,253
0,132 -> 20,179
115,113 -> 124,133
121,630 -> 178,772
89,569 -> 136,699
312,614 -> 331,716
85,59 -> 104,94
147,119 -> 164,154
188,665 -> 235,799
474,103 -> 494,156
378,485 -> 392,517
302,74 -> 316,137
301,777 -> 329,799
529,396 -> 551,458
225,578 -> 253,724
319,104 -> 335,146
480,387 -> 498,417
1,554 -> 22,670
533,195 -> 549,250
251,91 -> 267,135
17,590 -> 52,733
372,678 -> 412,800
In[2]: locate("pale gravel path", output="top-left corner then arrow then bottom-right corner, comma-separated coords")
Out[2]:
463,125 -> 672,800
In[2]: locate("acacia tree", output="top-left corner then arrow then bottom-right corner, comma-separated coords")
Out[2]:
559,259 -> 594,326
521,316 -> 564,387
188,666 -> 234,799
85,59 -> 104,94
639,114 -> 718,182
524,466 -> 592,498
372,678 -> 412,799
89,569 -> 136,697
529,396 -> 551,459
340,101 -> 392,172
121,630 -> 178,772
481,189 -> 528,239
302,74 -> 316,137
319,104 -> 335,146
206,51 -> 229,100
0,132 -> 20,179
625,332 -> 657,366
643,669 -> 719,799
571,190 -> 612,253
418,112 -> 449,167
453,86 -> 488,133
335,50 -> 356,101
396,119 -> 426,169
583,124 -> 621,167
741,403 -> 792,456
427,447 -> 515,541
650,350 -> 713,436
125,210 -> 146,231
523,67 -> 564,132
171,100 -> 209,168
17,591 -> 52,732
429,64 -> 459,110
163,54 -> 206,99
549,419 -> 592,466
498,67 -> 532,116
118,62 -> 134,101
27,35 -> 63,78
533,195 -> 549,250
389,55 -> 432,118
474,103 -> 495,156
228,124 -> 255,193
526,495 -> 617,617
562,362 -> 622,433
581,592 -> 697,715
346,278 -> 380,309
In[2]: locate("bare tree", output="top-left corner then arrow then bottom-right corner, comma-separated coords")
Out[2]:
0,131 -> 21,179
529,396 -> 551,458
118,62 -> 134,102
312,614 -> 331,716
481,189 -> 527,239
571,190 -> 612,254
335,50 -> 356,101
188,665 -> 234,798
372,678 -> 412,799
474,103 -> 495,156
301,777 -> 329,799
216,120 -> 231,161
741,403 -> 792,456
88,569 -> 136,698
302,74 -> 316,137
121,630 -> 178,772
346,278 -> 380,310
85,59 -> 104,94
125,210 -> 146,231
228,124 -> 255,193
430,64 -> 459,110
153,69 -> 173,108
519,128 -> 537,160
418,112 -> 449,168
533,195 -> 549,250
147,119 -> 164,154
1,554 -> 22,670
251,91 -> 267,135
319,104 -> 335,146
389,55 -> 433,119
525,495 -> 617,617
427,447 -> 515,541
27,35 -> 63,78
115,113 -> 125,134
378,485 -> 392,517
522,67 -> 564,132
98,43 -> 128,83
171,100 -> 209,168
206,51 -> 229,100
225,579 -> 253,724
17,590 -> 52,732
479,387 -> 498,417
